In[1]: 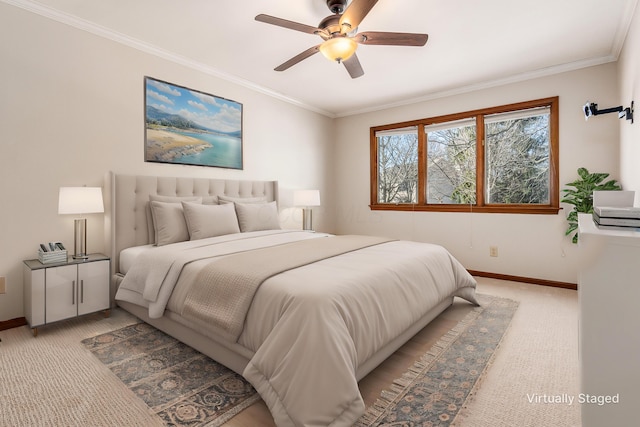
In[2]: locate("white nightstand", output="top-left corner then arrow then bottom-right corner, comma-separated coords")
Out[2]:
23,253 -> 111,336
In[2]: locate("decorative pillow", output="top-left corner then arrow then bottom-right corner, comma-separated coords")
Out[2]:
201,195 -> 219,205
234,201 -> 281,232
218,195 -> 267,205
149,195 -> 203,203
147,195 -> 202,243
149,201 -> 190,246
181,202 -> 240,240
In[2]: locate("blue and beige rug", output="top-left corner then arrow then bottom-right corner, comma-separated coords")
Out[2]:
357,294 -> 518,426
81,322 -> 259,426
82,294 -> 517,426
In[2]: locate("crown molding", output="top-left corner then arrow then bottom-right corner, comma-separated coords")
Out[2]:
338,0 -> 637,117
612,0 -> 639,59
4,0 -> 636,120
336,55 -> 618,117
2,0 -> 336,118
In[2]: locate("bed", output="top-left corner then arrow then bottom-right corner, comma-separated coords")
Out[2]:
106,172 -> 478,427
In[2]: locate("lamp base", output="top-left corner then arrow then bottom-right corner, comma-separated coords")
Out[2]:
73,218 -> 88,259
302,208 -> 313,231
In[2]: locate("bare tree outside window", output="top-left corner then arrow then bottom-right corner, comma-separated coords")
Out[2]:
485,110 -> 550,204
426,120 -> 476,204
376,130 -> 418,203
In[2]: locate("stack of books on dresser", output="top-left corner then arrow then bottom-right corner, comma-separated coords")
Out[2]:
592,206 -> 640,230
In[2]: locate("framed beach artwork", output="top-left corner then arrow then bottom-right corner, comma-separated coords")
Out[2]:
144,77 -> 243,169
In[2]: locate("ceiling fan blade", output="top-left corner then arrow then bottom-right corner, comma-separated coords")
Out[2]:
255,14 -> 324,36
274,45 -> 321,71
339,0 -> 379,33
343,53 -> 364,79
355,31 -> 429,46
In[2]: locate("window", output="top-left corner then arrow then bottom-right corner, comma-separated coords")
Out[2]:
370,97 -> 559,214
376,127 -> 418,204
426,118 -> 477,204
484,107 -> 550,204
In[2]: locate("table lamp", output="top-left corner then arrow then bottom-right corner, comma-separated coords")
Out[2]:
58,187 -> 104,259
293,190 -> 320,231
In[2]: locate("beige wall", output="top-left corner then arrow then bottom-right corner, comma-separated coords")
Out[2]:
0,4 -> 334,321
1,2 -> 635,322
618,3 -> 640,200
332,63 -> 621,284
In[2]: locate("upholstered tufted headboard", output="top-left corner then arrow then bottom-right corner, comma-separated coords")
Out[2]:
104,172 -> 277,281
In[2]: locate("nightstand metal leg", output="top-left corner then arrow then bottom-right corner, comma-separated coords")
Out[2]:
32,327 -> 38,337
104,309 -> 111,318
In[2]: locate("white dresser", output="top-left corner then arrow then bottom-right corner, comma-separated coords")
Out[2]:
577,214 -> 640,426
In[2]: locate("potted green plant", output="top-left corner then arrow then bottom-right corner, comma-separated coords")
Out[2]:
561,167 -> 622,243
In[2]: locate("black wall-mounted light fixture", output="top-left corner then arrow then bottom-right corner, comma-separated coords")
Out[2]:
583,101 -> 634,123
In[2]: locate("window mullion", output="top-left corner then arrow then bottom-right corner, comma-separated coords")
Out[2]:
369,127 -> 378,206
476,114 -> 485,207
549,99 -> 560,210
417,123 -> 426,205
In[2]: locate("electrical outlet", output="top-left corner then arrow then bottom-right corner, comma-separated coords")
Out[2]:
0,276 -> 5,294
489,246 -> 498,257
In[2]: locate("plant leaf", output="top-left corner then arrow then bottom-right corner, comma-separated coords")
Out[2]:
577,167 -> 589,180
562,167 -> 621,244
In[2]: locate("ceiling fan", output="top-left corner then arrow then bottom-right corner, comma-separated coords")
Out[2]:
255,0 -> 429,79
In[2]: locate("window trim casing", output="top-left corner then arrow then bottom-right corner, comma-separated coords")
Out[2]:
370,97 -> 560,214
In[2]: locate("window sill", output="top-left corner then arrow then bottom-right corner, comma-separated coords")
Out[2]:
369,204 -> 561,215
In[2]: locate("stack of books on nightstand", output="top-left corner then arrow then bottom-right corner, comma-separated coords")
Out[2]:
592,206 -> 640,230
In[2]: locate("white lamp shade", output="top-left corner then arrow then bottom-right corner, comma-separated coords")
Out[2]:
58,187 -> 104,214
293,190 -> 321,207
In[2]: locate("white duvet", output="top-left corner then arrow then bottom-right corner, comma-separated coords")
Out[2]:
116,230 -> 478,426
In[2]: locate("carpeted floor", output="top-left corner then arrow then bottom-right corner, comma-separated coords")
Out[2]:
453,278 -> 581,427
0,309 -> 162,426
0,277 -> 580,427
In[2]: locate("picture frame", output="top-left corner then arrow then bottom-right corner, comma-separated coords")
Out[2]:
144,76 -> 243,169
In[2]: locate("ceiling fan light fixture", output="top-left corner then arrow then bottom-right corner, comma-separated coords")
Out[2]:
256,0 -> 428,78
319,37 -> 357,63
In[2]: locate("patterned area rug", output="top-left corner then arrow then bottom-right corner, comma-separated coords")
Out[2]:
81,322 -> 259,426
357,294 -> 519,426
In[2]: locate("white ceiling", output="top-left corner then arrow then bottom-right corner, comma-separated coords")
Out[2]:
11,0 -> 638,117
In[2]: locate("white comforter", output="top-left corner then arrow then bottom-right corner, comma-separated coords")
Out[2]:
116,230 -> 478,426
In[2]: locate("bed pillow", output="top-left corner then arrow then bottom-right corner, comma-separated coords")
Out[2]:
147,195 -> 202,243
149,195 -> 203,204
181,202 -> 240,240
234,201 -> 281,232
218,195 -> 267,205
201,195 -> 219,205
149,200 -> 191,246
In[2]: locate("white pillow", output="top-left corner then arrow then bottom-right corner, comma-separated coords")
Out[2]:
218,195 -> 267,204
149,195 -> 203,203
182,202 -> 240,240
147,195 -> 202,243
234,201 -> 281,232
149,201 -> 190,246
201,195 -> 219,205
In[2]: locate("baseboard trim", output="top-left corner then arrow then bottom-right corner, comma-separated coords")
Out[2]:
0,317 -> 27,332
468,270 -> 577,291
